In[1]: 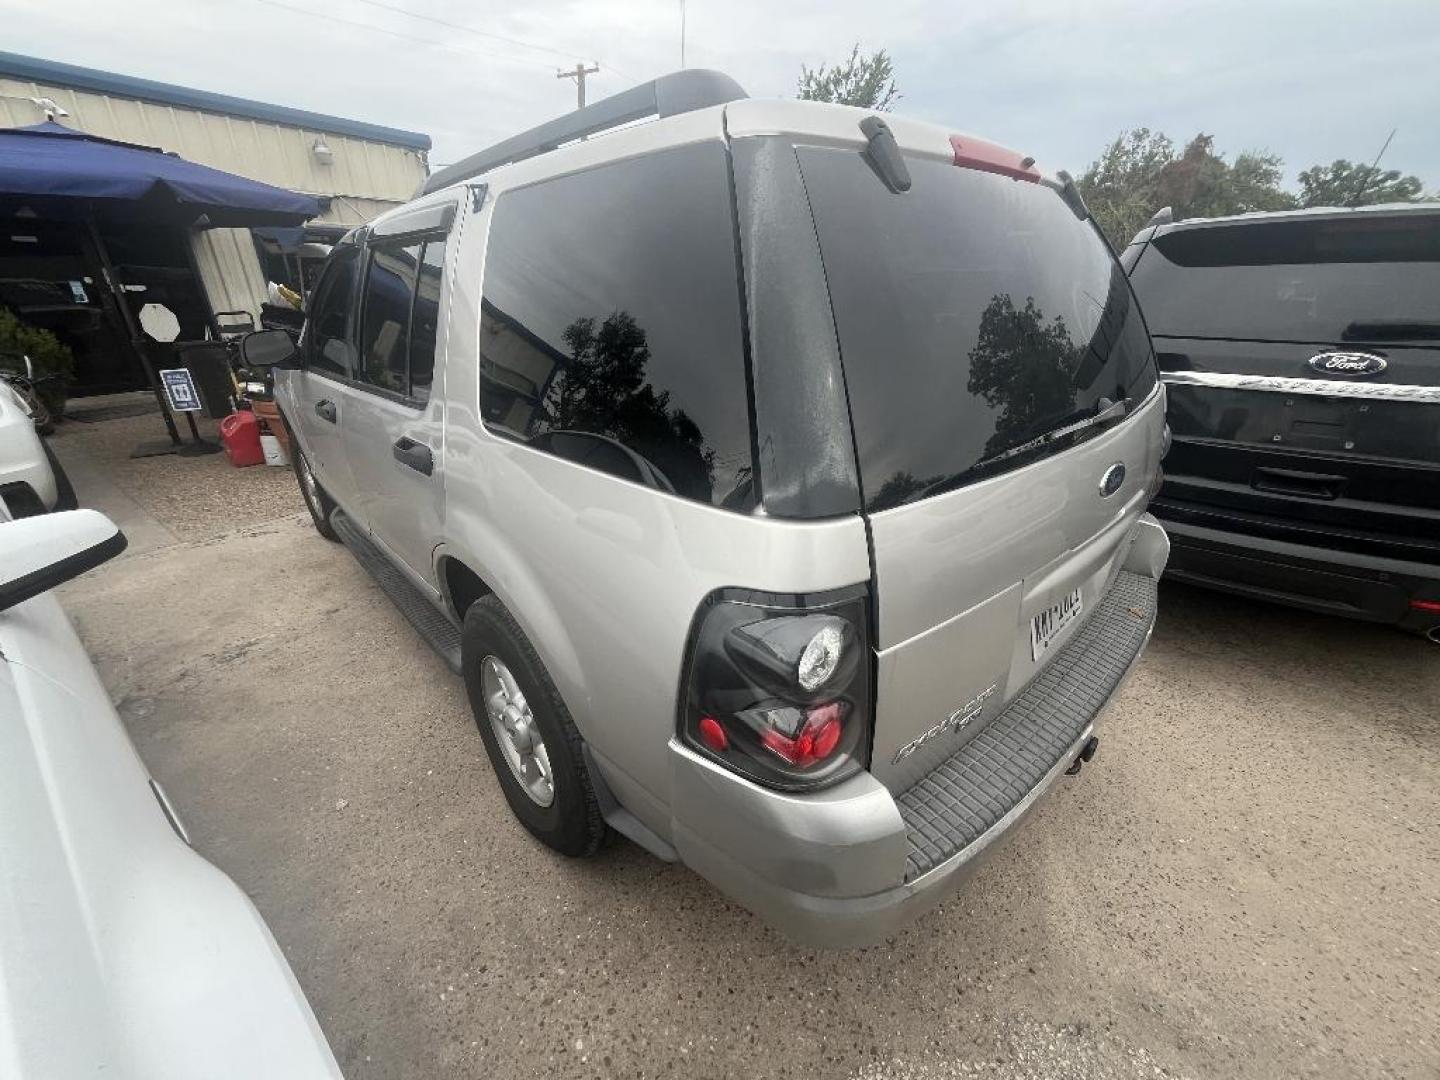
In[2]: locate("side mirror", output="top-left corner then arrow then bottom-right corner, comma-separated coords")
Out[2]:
238,328 -> 299,369
0,510 -> 127,614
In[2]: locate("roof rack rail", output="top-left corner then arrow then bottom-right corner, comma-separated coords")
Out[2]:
419,69 -> 747,196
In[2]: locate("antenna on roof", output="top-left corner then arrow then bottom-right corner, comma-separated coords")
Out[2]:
419,70 -> 748,196
1347,128 -> 1397,207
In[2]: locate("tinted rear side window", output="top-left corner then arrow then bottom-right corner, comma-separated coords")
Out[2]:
798,149 -> 1156,512
479,143 -> 754,509
358,241 -> 420,395
1130,214 -> 1440,344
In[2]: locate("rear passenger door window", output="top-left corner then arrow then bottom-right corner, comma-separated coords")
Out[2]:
478,143 -> 754,509
354,234 -> 448,405
358,241 -> 419,396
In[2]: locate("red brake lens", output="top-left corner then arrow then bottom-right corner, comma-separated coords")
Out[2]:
697,714 -> 729,752
757,701 -> 848,767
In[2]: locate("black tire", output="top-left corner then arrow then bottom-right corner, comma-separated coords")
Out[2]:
461,595 -> 606,857
291,443 -> 340,542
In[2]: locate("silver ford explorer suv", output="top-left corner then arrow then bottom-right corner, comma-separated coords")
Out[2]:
245,71 -> 1170,947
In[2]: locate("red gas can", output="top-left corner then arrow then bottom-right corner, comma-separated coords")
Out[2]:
219,411 -> 265,468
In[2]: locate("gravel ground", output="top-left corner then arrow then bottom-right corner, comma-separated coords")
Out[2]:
51,429 -> 1440,1080
51,396 -> 302,539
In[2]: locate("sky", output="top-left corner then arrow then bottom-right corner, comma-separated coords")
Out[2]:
3,0 -> 1438,190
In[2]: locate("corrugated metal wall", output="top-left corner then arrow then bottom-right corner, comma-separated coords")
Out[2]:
1,75 -> 428,320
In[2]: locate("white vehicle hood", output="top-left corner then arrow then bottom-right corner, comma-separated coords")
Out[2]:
0,590 -> 342,1079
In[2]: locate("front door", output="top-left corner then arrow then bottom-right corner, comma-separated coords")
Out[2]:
287,246 -> 360,514
340,228 -> 450,587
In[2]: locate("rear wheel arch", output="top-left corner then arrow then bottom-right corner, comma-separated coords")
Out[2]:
439,549 -> 590,745
440,555 -> 493,621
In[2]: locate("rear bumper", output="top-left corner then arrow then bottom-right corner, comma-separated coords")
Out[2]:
1155,512 -> 1440,632
667,538 -> 1165,948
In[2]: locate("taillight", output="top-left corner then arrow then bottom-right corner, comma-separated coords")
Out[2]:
680,585 -> 872,791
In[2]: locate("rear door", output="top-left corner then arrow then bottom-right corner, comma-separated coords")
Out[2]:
340,203 -> 455,587
1128,210 -> 1440,568
796,146 -> 1163,792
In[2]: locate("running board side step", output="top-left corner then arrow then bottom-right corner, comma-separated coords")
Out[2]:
331,510 -> 462,675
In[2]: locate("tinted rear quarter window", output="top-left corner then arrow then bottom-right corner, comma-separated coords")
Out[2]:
797,149 -> 1156,511
478,143 -> 754,509
1130,214 -> 1440,343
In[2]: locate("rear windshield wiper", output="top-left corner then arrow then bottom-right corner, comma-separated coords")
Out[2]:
916,397 -> 1134,501
1342,319 -> 1440,341
981,396 -> 1133,468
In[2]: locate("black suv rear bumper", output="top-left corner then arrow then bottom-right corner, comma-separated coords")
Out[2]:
1154,506 -> 1440,633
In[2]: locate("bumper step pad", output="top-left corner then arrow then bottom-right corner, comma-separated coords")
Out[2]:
331,510 -> 462,674
898,571 -> 1157,881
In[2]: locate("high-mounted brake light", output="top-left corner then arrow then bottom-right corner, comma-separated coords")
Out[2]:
680,585 -> 872,791
949,135 -> 1041,184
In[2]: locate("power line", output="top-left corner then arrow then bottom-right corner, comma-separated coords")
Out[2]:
346,0 -> 591,65
247,0 -> 559,70
342,0 -> 644,84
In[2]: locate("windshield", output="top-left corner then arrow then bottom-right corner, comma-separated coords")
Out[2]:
797,148 -> 1156,513
1131,214 -> 1440,344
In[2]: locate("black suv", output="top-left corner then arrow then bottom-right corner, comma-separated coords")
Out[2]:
1124,204 -> 1440,637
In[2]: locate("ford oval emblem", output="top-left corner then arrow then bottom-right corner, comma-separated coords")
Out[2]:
1307,351 -> 1387,377
1099,463 -> 1126,498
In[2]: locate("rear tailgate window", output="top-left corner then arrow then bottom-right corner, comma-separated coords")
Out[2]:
797,148 -> 1156,512
1131,214 -> 1440,344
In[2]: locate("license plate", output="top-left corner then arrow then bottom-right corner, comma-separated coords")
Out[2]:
1030,588 -> 1083,661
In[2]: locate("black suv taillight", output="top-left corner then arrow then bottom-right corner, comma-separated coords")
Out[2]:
680,585 -> 872,791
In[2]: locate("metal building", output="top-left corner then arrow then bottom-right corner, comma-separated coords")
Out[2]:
0,50 -> 430,333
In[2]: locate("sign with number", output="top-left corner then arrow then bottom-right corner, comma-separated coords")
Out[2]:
159,368 -> 202,412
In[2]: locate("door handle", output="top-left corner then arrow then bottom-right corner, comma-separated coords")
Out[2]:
314,399 -> 337,424
392,436 -> 434,476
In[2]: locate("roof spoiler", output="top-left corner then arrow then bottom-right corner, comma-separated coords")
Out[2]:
419,69 -> 748,196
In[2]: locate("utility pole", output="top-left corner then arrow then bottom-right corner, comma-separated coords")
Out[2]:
680,0 -> 686,67
558,63 -> 600,109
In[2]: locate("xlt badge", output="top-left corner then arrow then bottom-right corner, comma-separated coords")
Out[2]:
893,683 -> 998,765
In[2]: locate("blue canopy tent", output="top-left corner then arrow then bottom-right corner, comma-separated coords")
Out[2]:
0,121 -> 322,452
0,121 -> 321,225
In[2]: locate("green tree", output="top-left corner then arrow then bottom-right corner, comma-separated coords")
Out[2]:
1078,130 -> 1296,249
0,306 -> 74,416
1296,159 -> 1426,208
1076,128 -> 1175,251
797,44 -> 899,110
